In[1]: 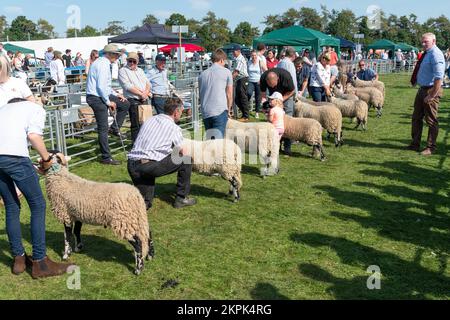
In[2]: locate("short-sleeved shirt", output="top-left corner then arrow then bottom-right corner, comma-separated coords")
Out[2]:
357,68 -> 377,81
296,66 -> 311,91
128,114 -> 184,162
0,101 -> 46,157
329,51 -> 339,66
62,54 -> 72,67
260,68 -> 295,96
147,67 -> 170,96
417,45 -> 446,87
233,54 -> 249,79
310,62 -> 331,88
269,106 -> 285,131
199,63 -> 233,119
0,77 -> 33,107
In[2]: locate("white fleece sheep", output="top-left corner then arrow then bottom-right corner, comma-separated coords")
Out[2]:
226,119 -> 280,176
351,76 -> 386,96
43,153 -> 154,276
294,98 -> 344,147
283,115 -> 326,161
332,86 -> 359,101
329,97 -> 369,131
346,85 -> 385,117
182,138 -> 243,202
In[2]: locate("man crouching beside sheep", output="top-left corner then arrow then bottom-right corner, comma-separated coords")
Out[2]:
127,98 -> 197,210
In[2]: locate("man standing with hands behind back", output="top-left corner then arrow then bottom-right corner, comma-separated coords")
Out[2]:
408,33 -> 445,156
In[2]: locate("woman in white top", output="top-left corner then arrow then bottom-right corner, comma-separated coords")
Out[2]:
309,53 -> 331,102
49,51 -> 66,85
12,51 -> 27,82
0,55 -> 35,106
247,50 -> 263,119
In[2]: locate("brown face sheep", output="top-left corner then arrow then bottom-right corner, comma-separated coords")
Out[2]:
41,152 -> 154,276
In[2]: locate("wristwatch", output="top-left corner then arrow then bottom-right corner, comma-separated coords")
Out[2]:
43,155 -> 53,163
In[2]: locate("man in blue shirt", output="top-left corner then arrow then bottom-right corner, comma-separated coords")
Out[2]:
147,54 -> 173,115
408,33 -> 445,156
86,44 -> 130,165
356,60 -> 379,81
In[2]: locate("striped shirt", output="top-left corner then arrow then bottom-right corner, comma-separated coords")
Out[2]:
118,66 -> 150,100
128,114 -> 184,162
233,54 -> 249,79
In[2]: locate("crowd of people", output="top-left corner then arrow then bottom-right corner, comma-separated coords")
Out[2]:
0,31 -> 447,280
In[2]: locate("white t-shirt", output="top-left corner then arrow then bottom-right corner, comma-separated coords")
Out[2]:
0,101 -> 46,157
310,62 -> 331,87
0,77 -> 33,107
50,59 -> 66,85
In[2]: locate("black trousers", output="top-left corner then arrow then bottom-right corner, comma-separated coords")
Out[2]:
86,94 -> 130,160
127,98 -> 148,144
127,155 -> 192,210
235,77 -> 250,119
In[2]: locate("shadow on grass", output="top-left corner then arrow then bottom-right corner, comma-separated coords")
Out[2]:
0,227 -> 137,273
156,183 -> 232,206
249,283 -> 290,300
291,233 -> 450,299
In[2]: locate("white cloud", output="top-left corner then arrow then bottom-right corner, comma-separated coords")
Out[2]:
189,0 -> 211,11
3,6 -> 24,15
240,6 -> 256,13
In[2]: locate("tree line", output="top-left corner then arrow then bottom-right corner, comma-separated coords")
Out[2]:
1,6 -> 449,52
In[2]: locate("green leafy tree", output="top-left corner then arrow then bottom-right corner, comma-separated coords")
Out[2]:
423,15 -> 450,49
0,15 -> 8,40
231,22 -> 260,47
262,14 -> 282,34
67,25 -> 100,38
103,21 -> 127,36
165,13 -> 188,27
8,16 -> 37,41
36,18 -> 56,39
327,9 -> 358,40
197,12 -> 231,52
142,14 -> 159,25
298,7 -> 323,31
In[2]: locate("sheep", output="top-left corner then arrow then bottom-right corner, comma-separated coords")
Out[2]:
329,96 -> 369,131
332,85 -> 359,101
182,138 -> 243,202
226,119 -> 280,177
294,98 -> 344,147
346,85 -> 385,118
283,115 -> 325,161
41,152 -> 154,276
351,76 -> 385,96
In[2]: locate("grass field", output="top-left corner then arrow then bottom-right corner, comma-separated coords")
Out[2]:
0,74 -> 449,300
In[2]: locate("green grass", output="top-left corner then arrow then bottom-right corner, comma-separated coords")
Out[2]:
1,74 -> 449,300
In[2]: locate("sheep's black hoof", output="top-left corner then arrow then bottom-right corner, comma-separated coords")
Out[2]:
75,243 -> 83,253
134,269 -> 142,276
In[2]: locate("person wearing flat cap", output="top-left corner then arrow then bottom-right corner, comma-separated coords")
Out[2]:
118,52 -> 151,143
147,54 -> 174,115
86,44 -> 130,165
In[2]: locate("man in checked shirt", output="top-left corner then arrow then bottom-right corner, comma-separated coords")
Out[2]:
232,45 -> 250,122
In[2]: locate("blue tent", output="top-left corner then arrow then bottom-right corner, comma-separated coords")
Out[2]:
335,36 -> 356,49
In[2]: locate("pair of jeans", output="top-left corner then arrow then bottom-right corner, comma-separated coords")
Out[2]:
128,98 -> 148,144
127,155 -> 192,210
247,82 -> 262,113
203,110 -> 229,140
235,77 -> 250,119
87,94 -> 130,160
151,96 -> 168,115
282,96 -> 295,153
310,86 -> 326,102
0,156 -> 46,260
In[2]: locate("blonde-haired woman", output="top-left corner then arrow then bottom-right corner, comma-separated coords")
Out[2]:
0,55 -> 35,106
12,51 -> 27,82
49,51 -> 66,85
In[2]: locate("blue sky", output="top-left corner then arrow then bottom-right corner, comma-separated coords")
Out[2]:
1,0 -> 449,36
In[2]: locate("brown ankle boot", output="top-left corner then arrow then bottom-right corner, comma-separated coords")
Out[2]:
31,256 -> 75,279
12,254 -> 33,275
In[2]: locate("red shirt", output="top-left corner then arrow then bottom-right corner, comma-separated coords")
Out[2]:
267,58 -> 279,69
329,51 -> 339,66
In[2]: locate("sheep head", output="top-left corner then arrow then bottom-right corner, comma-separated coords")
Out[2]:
36,151 -> 71,175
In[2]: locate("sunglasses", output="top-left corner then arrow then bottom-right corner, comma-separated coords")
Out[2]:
127,59 -> 138,64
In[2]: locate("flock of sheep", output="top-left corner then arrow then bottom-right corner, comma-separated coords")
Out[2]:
39,76 -> 385,276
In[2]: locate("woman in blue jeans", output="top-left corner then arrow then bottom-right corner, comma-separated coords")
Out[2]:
0,98 -> 73,279
247,50 -> 263,119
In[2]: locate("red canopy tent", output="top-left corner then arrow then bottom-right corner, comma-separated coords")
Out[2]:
159,44 -> 206,53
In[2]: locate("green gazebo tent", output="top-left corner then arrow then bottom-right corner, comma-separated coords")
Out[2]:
367,39 -> 401,52
3,43 -> 35,55
397,42 -> 419,52
253,26 -> 340,58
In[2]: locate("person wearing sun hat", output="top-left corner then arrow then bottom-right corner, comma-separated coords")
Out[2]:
86,43 -> 130,165
266,91 -> 286,140
119,52 -> 151,143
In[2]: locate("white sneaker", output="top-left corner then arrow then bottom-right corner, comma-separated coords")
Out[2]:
255,113 -> 260,119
